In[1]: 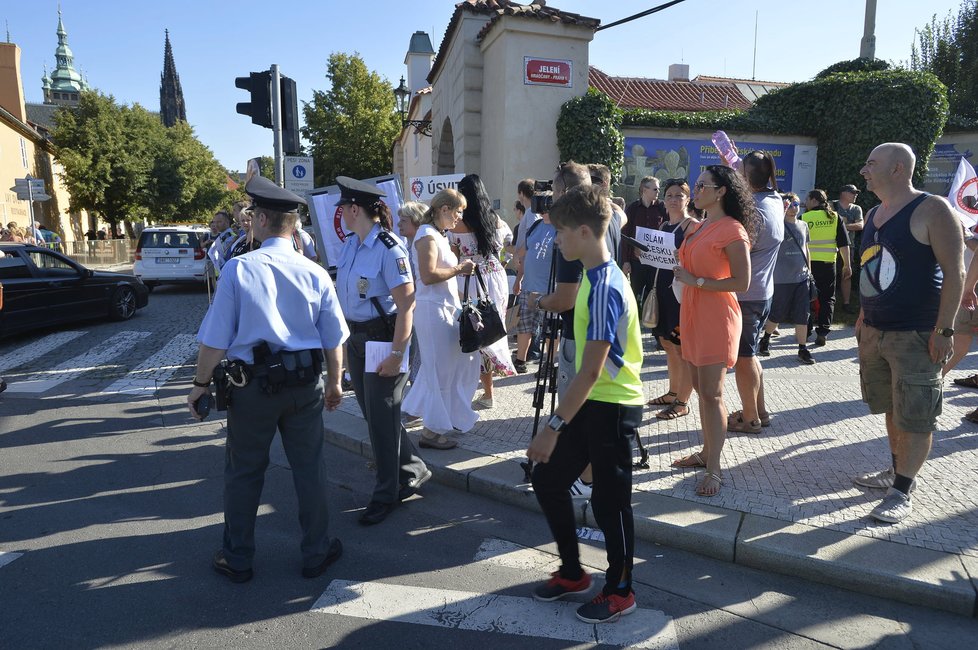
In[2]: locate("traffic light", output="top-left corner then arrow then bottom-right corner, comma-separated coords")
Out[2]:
235,71 -> 272,128
280,75 -> 301,155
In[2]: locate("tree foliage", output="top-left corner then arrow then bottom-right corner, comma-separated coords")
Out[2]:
302,53 -> 400,186
53,90 -> 229,225
910,1 -> 978,122
556,88 -> 625,180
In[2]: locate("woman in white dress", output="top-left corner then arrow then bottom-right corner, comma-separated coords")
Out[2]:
451,174 -> 516,409
402,189 -> 480,450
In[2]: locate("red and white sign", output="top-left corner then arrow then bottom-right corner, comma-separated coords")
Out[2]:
524,57 -> 572,88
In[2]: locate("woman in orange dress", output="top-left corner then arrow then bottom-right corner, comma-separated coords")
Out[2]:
671,165 -> 756,497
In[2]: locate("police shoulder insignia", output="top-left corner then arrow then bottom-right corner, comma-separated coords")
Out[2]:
378,231 -> 398,249
396,256 -> 409,276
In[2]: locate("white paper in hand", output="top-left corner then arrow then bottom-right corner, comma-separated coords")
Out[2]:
365,341 -> 410,373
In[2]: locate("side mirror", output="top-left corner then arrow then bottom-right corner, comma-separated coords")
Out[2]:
86,269 -> 95,279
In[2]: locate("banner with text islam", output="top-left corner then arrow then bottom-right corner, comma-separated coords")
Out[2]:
307,175 -> 405,268
634,227 -> 678,270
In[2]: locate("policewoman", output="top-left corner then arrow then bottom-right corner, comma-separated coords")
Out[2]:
335,176 -> 431,526
188,176 -> 348,583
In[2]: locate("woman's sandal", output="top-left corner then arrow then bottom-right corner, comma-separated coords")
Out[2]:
419,430 -> 458,450
656,399 -> 689,420
671,451 -> 706,468
648,391 -> 677,406
728,409 -> 771,427
953,374 -> 978,389
696,472 -> 722,497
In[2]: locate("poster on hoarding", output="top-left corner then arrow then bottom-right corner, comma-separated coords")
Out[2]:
407,174 -> 465,202
307,175 -> 404,268
621,136 -> 810,204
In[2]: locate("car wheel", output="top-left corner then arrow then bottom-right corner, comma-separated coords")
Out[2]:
111,285 -> 137,321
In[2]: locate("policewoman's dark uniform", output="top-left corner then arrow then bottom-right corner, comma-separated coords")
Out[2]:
196,177 -> 348,580
334,177 -> 428,525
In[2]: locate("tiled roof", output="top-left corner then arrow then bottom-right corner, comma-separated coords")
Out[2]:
25,102 -> 60,132
428,1 -> 599,83
588,67 -> 754,112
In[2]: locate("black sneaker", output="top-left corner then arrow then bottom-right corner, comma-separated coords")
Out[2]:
532,570 -> 592,601
798,347 -> 814,365
513,358 -> 528,374
813,334 -> 827,348
575,590 -> 636,623
758,334 -> 770,357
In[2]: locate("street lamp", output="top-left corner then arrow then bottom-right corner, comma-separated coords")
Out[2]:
393,76 -> 431,137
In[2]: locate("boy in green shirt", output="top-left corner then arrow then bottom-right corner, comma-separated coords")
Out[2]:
527,185 -> 645,624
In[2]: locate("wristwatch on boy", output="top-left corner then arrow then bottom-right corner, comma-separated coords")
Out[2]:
546,414 -> 567,433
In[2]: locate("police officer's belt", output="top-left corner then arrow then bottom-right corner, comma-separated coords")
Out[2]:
249,343 -> 324,394
347,316 -> 396,341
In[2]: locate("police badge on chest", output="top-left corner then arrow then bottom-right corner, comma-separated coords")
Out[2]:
357,277 -> 369,298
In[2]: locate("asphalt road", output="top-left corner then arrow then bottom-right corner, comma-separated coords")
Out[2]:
2,284 -> 978,648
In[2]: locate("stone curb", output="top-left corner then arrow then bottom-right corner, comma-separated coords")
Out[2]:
323,410 -> 978,618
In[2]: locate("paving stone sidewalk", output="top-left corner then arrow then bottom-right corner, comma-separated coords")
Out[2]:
337,325 -> 978,560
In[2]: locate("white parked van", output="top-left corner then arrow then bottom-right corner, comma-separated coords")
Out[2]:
133,226 -> 211,290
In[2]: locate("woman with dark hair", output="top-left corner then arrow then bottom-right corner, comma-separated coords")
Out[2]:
450,174 -> 516,408
647,178 -> 699,420
801,189 -> 851,347
669,165 -> 754,497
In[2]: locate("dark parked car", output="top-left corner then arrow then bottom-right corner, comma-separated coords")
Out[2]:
0,242 -> 149,338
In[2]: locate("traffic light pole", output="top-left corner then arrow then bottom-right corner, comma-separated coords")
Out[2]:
271,64 -> 284,187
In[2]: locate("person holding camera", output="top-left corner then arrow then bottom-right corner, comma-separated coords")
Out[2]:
335,177 -> 431,527
514,200 -> 556,373
187,177 -> 348,583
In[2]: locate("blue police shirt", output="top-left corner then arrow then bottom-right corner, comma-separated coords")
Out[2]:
336,223 -> 413,322
196,236 -> 349,364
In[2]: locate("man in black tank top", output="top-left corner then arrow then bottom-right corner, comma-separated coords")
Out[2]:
853,143 -> 964,524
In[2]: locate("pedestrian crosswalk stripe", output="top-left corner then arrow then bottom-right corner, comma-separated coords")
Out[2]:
0,551 -> 24,570
312,579 -> 678,648
474,537 -> 560,572
100,334 -> 198,395
0,331 -> 86,373
4,331 -> 151,393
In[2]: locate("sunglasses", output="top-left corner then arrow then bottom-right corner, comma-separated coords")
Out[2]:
790,201 -> 800,207
693,182 -> 720,191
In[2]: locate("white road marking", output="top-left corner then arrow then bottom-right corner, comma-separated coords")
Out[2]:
0,331 -> 86,373
474,537 -> 560,572
4,331 -> 151,393
0,551 -> 24,569
312,579 -> 679,649
100,334 -> 198,395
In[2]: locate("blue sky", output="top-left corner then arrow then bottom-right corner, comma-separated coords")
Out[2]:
8,0 -> 963,172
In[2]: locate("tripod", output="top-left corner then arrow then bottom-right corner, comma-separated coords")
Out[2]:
520,245 -> 560,483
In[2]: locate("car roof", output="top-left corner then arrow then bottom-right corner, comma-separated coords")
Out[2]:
141,226 -> 209,232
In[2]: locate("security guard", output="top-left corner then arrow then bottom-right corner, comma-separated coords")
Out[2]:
335,176 -> 431,526
187,176 -> 349,583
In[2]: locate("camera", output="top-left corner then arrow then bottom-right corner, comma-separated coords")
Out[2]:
531,179 -> 554,214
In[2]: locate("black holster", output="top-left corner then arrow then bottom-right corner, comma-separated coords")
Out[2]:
213,363 -> 231,411
251,342 -> 323,395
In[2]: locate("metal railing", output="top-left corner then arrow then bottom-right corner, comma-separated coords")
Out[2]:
62,239 -> 135,268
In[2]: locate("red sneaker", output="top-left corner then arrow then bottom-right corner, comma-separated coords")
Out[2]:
532,570 -> 592,602
575,590 -> 636,623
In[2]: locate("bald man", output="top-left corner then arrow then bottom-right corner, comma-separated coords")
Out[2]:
853,143 -> 964,524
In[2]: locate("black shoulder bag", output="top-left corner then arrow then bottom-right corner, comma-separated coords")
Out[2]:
459,266 -> 507,353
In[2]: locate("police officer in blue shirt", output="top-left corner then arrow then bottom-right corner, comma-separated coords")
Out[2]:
187,176 -> 348,583
335,176 -> 431,526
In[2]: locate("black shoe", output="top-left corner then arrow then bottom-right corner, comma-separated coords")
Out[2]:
359,500 -> 397,526
301,538 -> 343,578
399,467 -> 433,501
0,378 -> 6,394
813,334 -> 827,347
513,358 -> 528,374
341,377 -> 353,392
798,347 -> 815,365
212,550 -> 253,583
758,334 -> 770,357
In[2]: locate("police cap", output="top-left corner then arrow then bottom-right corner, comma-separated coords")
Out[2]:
246,176 -> 307,212
335,176 -> 386,207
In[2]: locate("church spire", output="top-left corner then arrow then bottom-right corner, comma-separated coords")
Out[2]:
44,5 -> 85,105
159,29 -> 187,127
